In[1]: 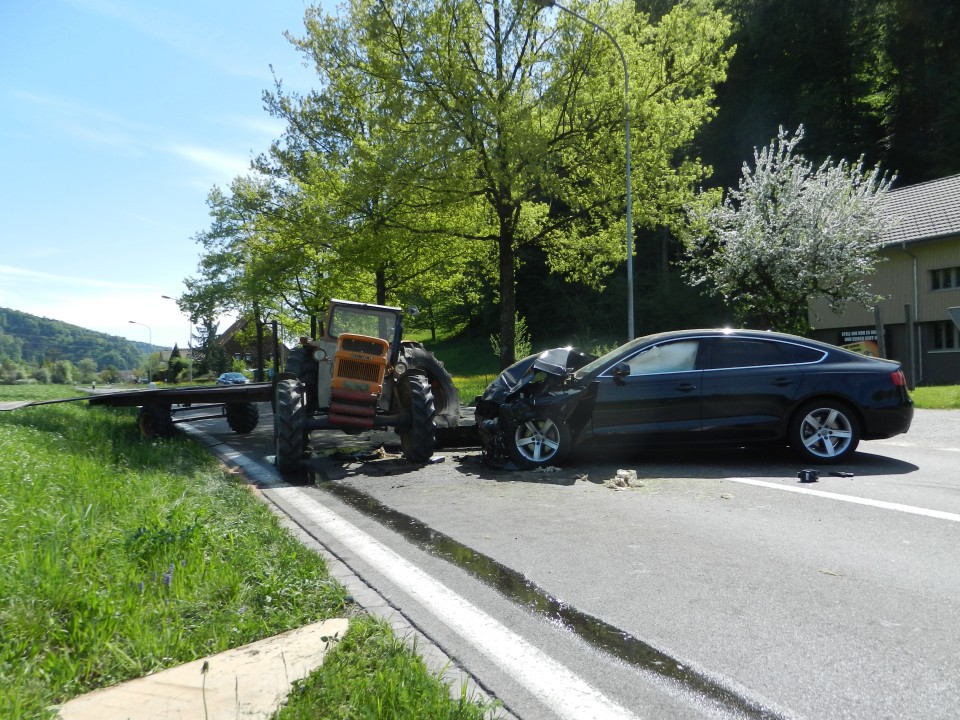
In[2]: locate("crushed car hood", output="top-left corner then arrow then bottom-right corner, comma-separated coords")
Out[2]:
479,346 -> 595,405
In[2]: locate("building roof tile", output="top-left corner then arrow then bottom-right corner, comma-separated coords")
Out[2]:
882,173 -> 960,246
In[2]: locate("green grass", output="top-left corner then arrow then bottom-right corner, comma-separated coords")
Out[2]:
278,615 -> 493,720
909,385 -> 960,409
0,386 -> 496,719
419,334 -> 500,405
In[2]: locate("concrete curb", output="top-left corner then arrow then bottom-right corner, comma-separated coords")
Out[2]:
58,618 -> 348,719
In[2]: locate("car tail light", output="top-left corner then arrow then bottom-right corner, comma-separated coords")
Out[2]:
891,369 -> 906,387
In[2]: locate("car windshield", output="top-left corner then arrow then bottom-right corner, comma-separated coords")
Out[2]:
573,335 -> 652,379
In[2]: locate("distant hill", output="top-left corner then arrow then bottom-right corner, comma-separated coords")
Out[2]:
0,307 -> 151,370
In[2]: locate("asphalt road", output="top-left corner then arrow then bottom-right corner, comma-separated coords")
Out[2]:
183,406 -> 960,720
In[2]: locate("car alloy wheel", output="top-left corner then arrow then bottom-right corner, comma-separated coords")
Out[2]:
791,400 -> 860,463
509,416 -> 570,469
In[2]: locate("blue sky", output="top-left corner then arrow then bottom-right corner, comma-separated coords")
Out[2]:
0,0 -> 327,348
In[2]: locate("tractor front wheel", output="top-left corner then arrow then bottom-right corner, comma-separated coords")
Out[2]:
397,374 -> 436,463
275,379 -> 306,473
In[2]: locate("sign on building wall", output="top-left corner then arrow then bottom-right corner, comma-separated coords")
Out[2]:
839,329 -> 880,357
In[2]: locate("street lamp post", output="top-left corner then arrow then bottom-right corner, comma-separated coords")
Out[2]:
161,295 -> 193,382
534,0 -> 634,340
128,320 -> 153,383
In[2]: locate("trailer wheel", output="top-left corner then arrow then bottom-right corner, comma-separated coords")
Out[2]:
138,404 -> 174,439
275,379 -> 306,473
397,374 -> 436,463
225,402 -> 260,434
400,344 -> 460,429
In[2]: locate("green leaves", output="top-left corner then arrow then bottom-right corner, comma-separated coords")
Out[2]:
185,0 -> 733,361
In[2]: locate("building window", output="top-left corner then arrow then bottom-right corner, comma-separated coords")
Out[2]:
930,266 -> 960,290
933,321 -> 960,350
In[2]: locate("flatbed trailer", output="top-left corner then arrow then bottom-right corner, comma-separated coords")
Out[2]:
0,383 -> 274,439
89,383 -> 274,438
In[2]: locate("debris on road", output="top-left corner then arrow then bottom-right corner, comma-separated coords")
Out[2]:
605,469 -> 644,490
797,469 -> 820,483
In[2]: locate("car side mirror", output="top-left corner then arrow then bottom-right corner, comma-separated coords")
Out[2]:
613,362 -> 630,384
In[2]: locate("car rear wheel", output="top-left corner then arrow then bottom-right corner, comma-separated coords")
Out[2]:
790,400 -> 860,463
508,416 -> 571,469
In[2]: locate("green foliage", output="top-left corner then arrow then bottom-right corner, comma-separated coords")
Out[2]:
99,365 -> 122,384
0,307 -> 142,372
490,314 -> 532,363
185,0 -> 732,368
191,317 -> 230,377
0,391 -> 349,717
703,0 -> 960,187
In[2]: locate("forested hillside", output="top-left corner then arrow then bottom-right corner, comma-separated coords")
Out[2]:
704,0 -> 959,189
0,307 -> 145,373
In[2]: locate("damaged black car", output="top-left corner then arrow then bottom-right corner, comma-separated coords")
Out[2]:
475,329 -> 914,469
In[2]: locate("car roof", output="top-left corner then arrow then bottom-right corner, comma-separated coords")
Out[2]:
641,328 -> 825,347
634,328 -> 897,364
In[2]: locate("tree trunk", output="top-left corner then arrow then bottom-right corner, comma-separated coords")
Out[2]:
376,268 -> 386,305
498,230 -> 516,369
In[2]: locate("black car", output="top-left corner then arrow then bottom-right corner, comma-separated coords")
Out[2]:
475,329 -> 914,469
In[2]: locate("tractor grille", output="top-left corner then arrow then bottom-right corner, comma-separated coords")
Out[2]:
336,358 -> 383,384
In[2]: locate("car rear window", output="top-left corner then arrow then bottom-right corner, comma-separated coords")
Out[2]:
706,338 -> 825,368
707,338 -> 784,369
778,342 -> 826,364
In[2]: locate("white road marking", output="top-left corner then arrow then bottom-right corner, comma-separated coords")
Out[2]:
726,477 -> 960,523
274,484 -> 643,720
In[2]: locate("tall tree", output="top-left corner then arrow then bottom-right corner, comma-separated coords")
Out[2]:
259,0 -> 731,366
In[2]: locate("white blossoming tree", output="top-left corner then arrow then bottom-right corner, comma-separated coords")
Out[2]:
681,126 -> 894,334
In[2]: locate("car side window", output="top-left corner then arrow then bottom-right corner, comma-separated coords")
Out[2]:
707,338 -> 785,369
626,341 -> 699,375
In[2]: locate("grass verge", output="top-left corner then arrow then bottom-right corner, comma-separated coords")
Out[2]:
278,615 -> 490,720
908,385 -> 960,410
0,385 -> 495,719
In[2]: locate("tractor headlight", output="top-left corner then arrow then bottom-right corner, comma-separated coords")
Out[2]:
394,361 -> 408,376
313,348 -> 328,362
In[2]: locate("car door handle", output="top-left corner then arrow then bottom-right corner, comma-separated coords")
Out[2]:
771,378 -> 793,387
675,383 -> 698,392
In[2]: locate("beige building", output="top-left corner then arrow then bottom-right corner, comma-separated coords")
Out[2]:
809,173 -> 960,387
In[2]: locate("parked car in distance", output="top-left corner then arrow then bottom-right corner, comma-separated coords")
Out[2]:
475,329 -> 914,469
216,372 -> 250,385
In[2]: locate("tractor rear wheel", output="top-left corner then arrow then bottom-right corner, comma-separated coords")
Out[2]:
225,402 -> 259,434
275,379 -> 306,473
396,374 -> 436,463
400,345 -> 460,429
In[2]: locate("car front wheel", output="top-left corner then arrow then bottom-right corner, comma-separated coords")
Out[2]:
507,416 -> 571,469
790,400 -> 860,463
